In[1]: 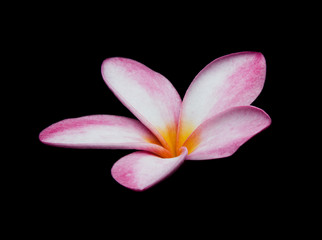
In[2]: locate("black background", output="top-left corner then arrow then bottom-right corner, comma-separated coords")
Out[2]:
18,6 -> 279,235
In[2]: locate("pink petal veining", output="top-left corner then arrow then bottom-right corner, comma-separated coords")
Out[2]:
178,52 -> 266,147
101,57 -> 182,152
39,115 -> 169,156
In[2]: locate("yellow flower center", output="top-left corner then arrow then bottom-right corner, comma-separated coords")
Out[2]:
149,122 -> 200,158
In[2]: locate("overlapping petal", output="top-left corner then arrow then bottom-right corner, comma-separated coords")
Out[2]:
101,58 -> 182,156
178,52 -> 266,147
39,115 -> 172,157
183,106 -> 271,160
111,147 -> 188,191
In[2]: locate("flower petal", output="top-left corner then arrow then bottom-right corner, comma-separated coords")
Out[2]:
178,52 -> 266,147
101,58 -> 181,155
39,115 -> 171,157
183,106 -> 271,160
111,147 -> 188,191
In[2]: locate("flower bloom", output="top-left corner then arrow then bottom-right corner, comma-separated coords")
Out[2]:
39,52 -> 271,191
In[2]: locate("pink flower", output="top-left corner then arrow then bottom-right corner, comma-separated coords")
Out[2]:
39,52 -> 271,191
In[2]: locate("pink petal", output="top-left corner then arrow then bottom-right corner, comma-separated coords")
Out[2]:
111,147 -> 188,191
101,58 -> 181,156
39,115 -> 172,157
184,106 -> 271,160
178,52 -> 266,147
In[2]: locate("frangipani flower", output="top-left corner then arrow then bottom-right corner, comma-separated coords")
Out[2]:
39,52 -> 271,191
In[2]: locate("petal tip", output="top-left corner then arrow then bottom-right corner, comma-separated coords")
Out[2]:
39,127 -> 50,144
253,106 -> 272,127
232,51 -> 266,67
101,57 -> 133,70
101,57 -> 125,75
254,51 -> 266,65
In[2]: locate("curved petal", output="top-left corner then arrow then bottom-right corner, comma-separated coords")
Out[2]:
111,147 -> 188,191
39,115 -> 172,157
101,58 -> 182,156
183,106 -> 271,160
178,52 -> 266,147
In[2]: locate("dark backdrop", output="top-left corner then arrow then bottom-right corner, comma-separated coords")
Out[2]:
21,7 -> 278,235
